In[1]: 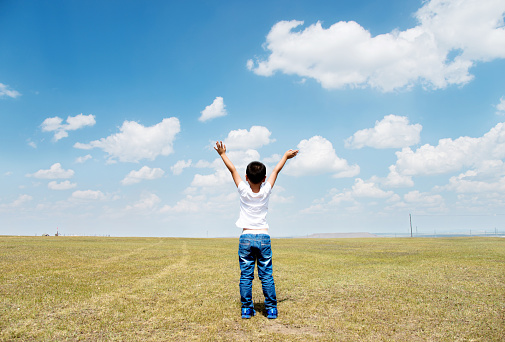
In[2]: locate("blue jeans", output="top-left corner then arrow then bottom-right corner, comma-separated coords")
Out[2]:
238,234 -> 277,310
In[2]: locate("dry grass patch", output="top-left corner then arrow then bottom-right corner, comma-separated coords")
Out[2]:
1,236 -> 504,341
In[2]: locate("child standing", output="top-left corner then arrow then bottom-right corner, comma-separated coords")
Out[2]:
214,141 -> 298,319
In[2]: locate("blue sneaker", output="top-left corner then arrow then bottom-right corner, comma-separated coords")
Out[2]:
241,308 -> 256,319
267,308 -> 278,319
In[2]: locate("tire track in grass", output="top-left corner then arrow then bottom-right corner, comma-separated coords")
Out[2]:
45,238 -> 165,278
134,240 -> 189,288
98,238 -> 165,266
4,240 -> 190,339
74,240 -> 190,307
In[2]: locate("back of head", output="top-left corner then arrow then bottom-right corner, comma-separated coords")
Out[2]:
246,161 -> 266,184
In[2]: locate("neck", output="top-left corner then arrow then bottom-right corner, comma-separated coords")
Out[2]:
249,182 -> 262,193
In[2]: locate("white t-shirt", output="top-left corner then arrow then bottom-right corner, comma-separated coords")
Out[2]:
235,181 -> 272,229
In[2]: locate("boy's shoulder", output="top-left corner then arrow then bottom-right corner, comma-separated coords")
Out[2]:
238,181 -> 272,195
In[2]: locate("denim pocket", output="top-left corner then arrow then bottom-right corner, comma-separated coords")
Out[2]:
260,243 -> 272,258
260,237 -> 271,246
239,237 -> 251,245
239,239 -> 251,254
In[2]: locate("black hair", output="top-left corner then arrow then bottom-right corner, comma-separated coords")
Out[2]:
246,161 -> 266,184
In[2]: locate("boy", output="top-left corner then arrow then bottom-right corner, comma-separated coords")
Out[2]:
214,141 -> 299,319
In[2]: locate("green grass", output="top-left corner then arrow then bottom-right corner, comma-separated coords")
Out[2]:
1,236 -> 504,341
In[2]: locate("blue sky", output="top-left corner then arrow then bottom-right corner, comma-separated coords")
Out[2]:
1,0 -> 505,237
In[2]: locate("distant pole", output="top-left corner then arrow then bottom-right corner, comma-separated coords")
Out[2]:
409,214 -> 413,237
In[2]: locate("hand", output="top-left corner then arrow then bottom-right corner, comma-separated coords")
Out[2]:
214,141 -> 227,155
285,149 -> 299,159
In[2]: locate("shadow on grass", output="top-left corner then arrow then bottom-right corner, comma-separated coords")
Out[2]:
254,297 -> 291,317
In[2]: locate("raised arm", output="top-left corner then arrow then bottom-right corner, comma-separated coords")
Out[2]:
214,141 -> 242,187
267,149 -> 299,188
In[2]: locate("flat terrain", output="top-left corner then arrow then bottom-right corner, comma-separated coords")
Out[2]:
1,236 -> 504,341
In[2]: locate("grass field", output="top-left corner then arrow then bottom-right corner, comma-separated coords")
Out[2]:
1,236 -> 504,341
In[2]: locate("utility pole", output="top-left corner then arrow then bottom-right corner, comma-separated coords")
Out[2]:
409,214 -> 413,237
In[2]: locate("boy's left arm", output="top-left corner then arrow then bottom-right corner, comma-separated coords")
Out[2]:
267,149 -> 298,188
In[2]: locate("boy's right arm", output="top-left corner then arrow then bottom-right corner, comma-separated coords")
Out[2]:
214,141 -> 242,187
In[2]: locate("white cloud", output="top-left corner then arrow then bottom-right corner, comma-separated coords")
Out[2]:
171,160 -> 192,175
48,180 -> 77,190
12,194 -> 33,207
396,123 -> 505,176
0,194 -> 33,211
223,126 -> 275,150
71,190 -> 106,201
41,117 -> 64,132
121,166 -> 165,185
270,185 -> 294,203
383,165 -> 415,188
160,195 -> 204,213
41,114 -> 96,141
199,97 -> 227,122
194,160 -> 213,168
385,190 -> 445,212
447,172 -> 505,193
0,83 -> 21,98
66,114 -> 95,130
390,122 -> 505,178
301,179 -> 396,214
345,115 -> 422,149
496,97 -> 505,115
160,193 -> 236,214
284,136 -> 360,178
351,178 -> 395,198
125,192 -> 161,212
416,0 -> 505,61
247,0 -> 505,91
404,190 -> 444,207
27,163 -> 74,179
191,169 -> 230,188
443,160 -> 505,193
75,154 -> 92,164
263,154 -> 282,164
75,117 -> 180,163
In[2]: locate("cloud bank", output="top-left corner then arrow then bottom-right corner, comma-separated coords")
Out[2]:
248,0 -> 505,91
346,115 -> 422,149
384,121 -> 505,188
75,118 -> 180,163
